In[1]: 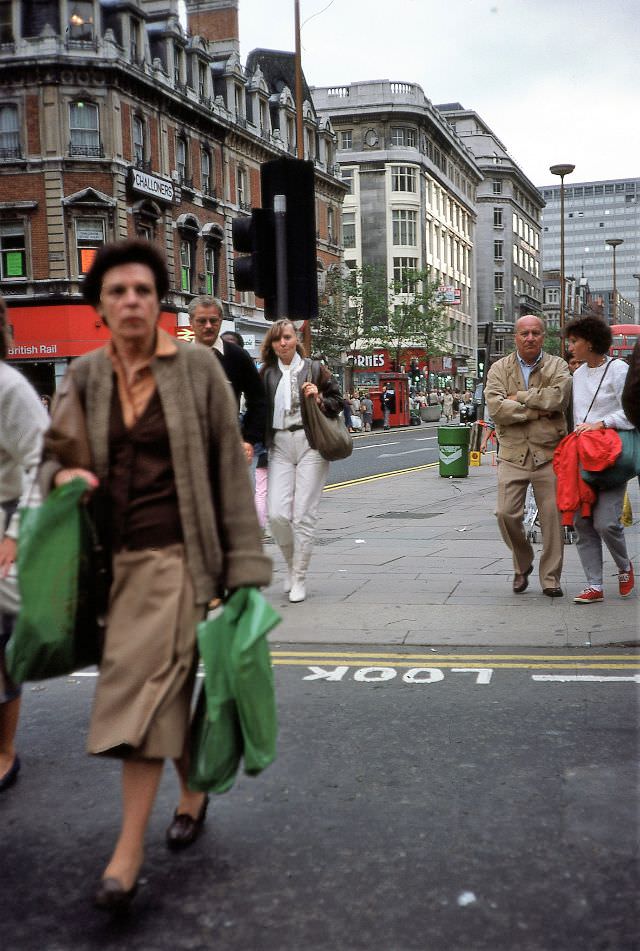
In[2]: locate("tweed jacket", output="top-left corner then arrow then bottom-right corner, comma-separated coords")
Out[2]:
262,358 -> 343,449
41,334 -> 272,604
485,351 -> 571,467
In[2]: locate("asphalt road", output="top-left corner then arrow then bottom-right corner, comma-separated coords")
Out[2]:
329,424 -> 442,485
4,648 -> 638,951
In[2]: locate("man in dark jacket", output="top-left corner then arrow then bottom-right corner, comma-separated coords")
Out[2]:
189,296 -> 266,462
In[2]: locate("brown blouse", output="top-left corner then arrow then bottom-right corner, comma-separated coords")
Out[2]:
108,384 -> 183,552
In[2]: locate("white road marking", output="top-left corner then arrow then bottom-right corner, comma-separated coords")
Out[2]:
379,447 -> 435,457
532,674 -> 640,684
353,441 -> 400,450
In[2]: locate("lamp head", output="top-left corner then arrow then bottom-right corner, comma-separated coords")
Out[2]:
606,238 -> 623,249
549,164 -> 575,178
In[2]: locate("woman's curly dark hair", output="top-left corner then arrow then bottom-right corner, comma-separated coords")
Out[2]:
82,240 -> 170,308
563,315 -> 612,356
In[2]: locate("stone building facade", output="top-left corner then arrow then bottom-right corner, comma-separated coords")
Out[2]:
0,0 -> 343,392
311,80 -> 482,389
437,104 -> 544,362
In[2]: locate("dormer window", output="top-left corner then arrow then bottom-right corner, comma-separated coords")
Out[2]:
0,1 -> 14,43
198,62 -> 207,100
174,44 -> 183,86
68,2 -> 94,41
130,17 -> 139,62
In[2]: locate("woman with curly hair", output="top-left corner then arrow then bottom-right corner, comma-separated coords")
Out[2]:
564,315 -> 635,603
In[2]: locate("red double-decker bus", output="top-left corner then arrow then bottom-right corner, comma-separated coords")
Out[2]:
610,324 -> 640,363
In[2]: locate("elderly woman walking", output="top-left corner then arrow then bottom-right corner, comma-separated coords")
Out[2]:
260,319 -> 342,603
564,315 -> 635,603
0,295 -> 49,792
41,241 -> 271,909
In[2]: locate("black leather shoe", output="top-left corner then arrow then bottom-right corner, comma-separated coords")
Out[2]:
94,877 -> 138,911
166,795 -> 209,851
513,565 -> 533,594
0,755 -> 20,792
543,587 -> 564,598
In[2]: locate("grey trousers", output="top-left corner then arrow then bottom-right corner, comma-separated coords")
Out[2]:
574,483 -> 631,587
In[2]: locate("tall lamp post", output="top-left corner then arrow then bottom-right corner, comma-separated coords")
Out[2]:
549,163 -> 575,357
605,238 -> 623,323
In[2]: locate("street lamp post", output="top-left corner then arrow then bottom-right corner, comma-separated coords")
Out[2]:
632,272 -> 640,322
605,238 -> 623,323
549,163 -> 575,357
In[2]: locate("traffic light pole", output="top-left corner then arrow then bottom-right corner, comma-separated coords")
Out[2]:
273,194 -> 288,319
294,0 -> 312,355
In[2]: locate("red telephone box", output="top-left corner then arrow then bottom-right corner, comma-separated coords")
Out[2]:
369,373 -> 410,428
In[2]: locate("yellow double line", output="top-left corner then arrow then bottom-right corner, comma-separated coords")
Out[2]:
324,462 -> 438,492
270,651 -> 640,671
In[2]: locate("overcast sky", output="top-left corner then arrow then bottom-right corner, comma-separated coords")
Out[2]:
238,0 -> 639,188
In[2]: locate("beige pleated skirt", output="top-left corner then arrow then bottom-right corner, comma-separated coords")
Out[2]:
87,544 -> 204,760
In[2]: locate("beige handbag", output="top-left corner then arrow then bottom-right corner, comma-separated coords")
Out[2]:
303,364 -> 353,461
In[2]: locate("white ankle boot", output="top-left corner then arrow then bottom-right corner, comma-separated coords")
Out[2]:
283,567 -> 292,594
289,578 -> 306,603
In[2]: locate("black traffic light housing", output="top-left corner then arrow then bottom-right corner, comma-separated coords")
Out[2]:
477,347 -> 487,381
232,157 -> 318,321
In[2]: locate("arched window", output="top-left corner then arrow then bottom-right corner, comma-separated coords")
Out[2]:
177,214 -> 199,294
202,223 -> 223,297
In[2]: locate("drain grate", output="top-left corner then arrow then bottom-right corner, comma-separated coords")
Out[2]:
371,511 -> 443,520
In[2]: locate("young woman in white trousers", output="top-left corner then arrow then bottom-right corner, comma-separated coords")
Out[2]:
261,320 -> 343,603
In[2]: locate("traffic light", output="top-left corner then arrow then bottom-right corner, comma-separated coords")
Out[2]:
477,347 -> 487,380
232,208 -> 276,302
232,157 -> 318,321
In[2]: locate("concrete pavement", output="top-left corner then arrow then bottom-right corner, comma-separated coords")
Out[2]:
264,451 -> 640,648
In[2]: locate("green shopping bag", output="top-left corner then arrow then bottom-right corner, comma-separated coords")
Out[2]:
6,478 -> 102,683
188,588 -> 280,793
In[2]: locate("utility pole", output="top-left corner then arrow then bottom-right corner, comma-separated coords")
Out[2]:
294,0 -> 313,356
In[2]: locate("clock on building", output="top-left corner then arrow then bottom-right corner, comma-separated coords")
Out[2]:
364,129 -> 379,147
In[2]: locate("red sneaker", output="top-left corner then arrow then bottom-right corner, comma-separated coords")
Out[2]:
573,588 -> 604,604
619,565 -> 635,598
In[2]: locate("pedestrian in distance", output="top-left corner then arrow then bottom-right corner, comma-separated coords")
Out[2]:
485,314 -> 571,597
260,319 -> 343,604
220,329 -> 245,348
442,388 -> 455,422
0,294 -> 49,793
189,296 -> 267,464
564,316 -> 635,603
360,393 -> 374,432
380,383 -> 395,430
40,240 -> 271,911
342,394 -> 353,432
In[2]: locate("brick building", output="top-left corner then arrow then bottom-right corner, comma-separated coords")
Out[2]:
0,0 -> 344,392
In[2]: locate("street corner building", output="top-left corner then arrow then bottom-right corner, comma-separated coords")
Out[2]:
0,0 -> 344,394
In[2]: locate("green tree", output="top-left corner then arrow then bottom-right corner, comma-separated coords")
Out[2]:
312,263 -> 389,387
376,267 -> 449,381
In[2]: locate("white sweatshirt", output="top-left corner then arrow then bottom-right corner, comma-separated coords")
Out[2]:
571,357 -> 633,432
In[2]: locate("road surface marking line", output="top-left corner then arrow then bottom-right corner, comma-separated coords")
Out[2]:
532,674 -> 640,683
271,651 -> 637,661
353,442 -> 401,450
272,660 -> 639,670
379,448 -> 435,457
324,463 -> 438,490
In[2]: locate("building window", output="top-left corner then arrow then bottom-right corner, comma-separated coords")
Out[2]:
174,44 -> 183,86
391,127 -> 417,148
0,1 -> 13,43
0,104 -> 20,158
494,272 -> 504,291
68,1 -> 94,41
393,256 -> 418,293
392,166 -> 416,192
76,217 -> 104,274
342,211 -> 355,248
494,303 -> 504,322
201,147 -> 212,194
132,116 -> 145,166
392,209 -> 417,246
180,239 -> 193,293
198,62 -> 207,100
130,17 -> 139,61
327,207 -> 335,243
492,179 -> 502,194
204,244 -> 217,296
340,130 -> 352,150
236,166 -> 248,207
0,221 -> 26,279
176,136 -> 189,185
340,168 -> 354,195
69,101 -> 100,156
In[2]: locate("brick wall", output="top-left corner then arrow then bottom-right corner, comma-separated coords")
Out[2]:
25,94 -> 41,156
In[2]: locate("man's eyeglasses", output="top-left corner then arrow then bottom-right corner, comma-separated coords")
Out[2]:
194,316 -> 222,327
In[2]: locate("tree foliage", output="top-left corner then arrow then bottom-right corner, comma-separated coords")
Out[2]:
375,267 -> 449,371
312,263 -> 389,367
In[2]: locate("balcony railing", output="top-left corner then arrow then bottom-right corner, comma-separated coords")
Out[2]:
0,146 -> 23,160
68,142 -> 104,158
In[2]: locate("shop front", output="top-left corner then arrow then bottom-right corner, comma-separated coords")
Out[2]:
6,303 -> 178,396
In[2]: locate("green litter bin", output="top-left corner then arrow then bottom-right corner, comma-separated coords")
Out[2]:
437,425 -> 470,478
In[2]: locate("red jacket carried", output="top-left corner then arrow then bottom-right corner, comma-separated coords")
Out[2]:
553,429 -> 622,526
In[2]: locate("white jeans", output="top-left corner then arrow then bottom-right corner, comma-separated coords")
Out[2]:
268,429 -> 329,580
